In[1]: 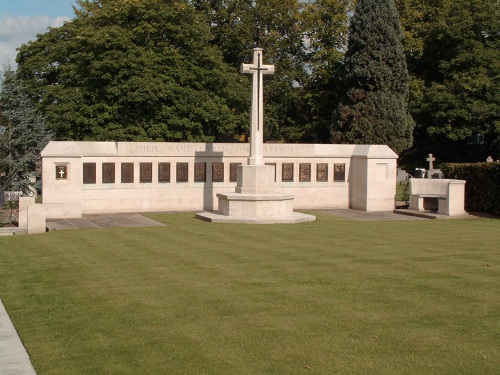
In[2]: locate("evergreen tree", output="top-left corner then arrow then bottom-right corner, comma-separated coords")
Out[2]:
16,0 -> 249,142
0,69 -> 52,194
335,0 -> 415,154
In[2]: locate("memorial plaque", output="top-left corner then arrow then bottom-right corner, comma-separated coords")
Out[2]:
195,162 -> 206,182
102,163 -> 115,183
176,162 -> 188,182
334,163 -> 346,182
230,163 -> 241,182
316,163 -> 328,182
140,162 -> 153,183
83,163 -> 96,184
265,163 -> 277,182
56,165 -> 68,180
212,162 -> 224,182
121,163 -> 134,183
299,163 -> 311,182
282,163 -> 294,182
158,162 -> 170,183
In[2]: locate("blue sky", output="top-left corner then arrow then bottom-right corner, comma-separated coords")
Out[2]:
0,0 -> 77,67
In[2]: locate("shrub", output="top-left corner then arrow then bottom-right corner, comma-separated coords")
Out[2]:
441,162 -> 500,216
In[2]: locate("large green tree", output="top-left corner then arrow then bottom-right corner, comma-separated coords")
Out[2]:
15,0 -> 249,142
192,0 -> 310,142
334,0 -> 415,154
0,69 -> 52,194
397,0 -> 500,164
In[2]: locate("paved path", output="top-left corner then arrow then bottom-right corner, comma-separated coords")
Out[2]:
0,300 -> 36,375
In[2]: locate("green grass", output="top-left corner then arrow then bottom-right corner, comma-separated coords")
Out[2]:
1,213 -> 499,374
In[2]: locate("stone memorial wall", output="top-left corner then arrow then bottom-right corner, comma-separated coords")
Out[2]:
41,141 -> 398,218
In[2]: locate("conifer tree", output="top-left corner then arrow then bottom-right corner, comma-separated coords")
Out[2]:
0,69 -> 52,194
335,0 -> 414,154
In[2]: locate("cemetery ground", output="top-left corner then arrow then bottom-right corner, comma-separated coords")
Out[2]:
1,212 -> 499,375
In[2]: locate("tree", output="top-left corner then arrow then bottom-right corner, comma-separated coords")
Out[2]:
300,0 -> 352,143
192,0 -> 310,142
15,0 -> 249,142
334,0 -> 415,154
0,68 -> 52,194
397,0 -> 500,165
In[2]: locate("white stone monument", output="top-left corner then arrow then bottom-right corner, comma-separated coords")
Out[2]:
196,48 -> 315,223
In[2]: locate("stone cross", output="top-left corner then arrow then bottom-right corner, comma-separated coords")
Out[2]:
241,48 -> 275,165
426,153 -> 435,170
59,169 -> 65,178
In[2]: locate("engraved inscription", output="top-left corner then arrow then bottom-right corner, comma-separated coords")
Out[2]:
135,145 -> 160,153
140,162 -> 153,183
158,162 -> 170,183
316,163 -> 328,182
83,163 -> 96,184
121,163 -> 134,183
282,163 -> 294,182
102,163 -> 115,184
212,162 -> 224,182
176,163 -> 188,182
334,163 -> 346,182
230,163 -> 241,182
195,162 -> 206,182
299,163 -> 311,182
265,163 -> 277,182
56,165 -> 68,180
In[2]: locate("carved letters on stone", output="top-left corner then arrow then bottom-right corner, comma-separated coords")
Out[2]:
176,163 -> 189,182
212,163 -> 224,182
334,163 -> 346,182
121,163 -> 134,183
316,163 -> 328,182
195,162 -> 206,182
299,163 -> 311,182
158,162 -> 170,183
83,163 -> 96,184
282,163 -> 294,182
140,163 -> 153,183
230,163 -> 241,182
102,163 -> 115,184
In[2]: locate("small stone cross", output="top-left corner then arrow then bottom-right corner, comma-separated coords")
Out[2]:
426,154 -> 435,170
241,48 -> 275,165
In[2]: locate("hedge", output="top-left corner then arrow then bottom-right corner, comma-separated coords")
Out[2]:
440,162 -> 500,216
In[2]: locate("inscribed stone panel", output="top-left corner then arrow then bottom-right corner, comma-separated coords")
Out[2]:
265,163 -> 277,182
140,162 -> 153,183
195,162 -> 206,182
56,165 -> 68,180
299,163 -> 311,182
334,163 -> 345,182
102,163 -> 115,184
121,163 -> 134,183
282,163 -> 294,182
176,163 -> 188,182
316,163 -> 328,182
158,162 -> 170,183
212,163 -> 224,182
83,163 -> 96,184
230,163 -> 241,182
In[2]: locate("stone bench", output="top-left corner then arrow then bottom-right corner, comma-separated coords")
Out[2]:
409,178 -> 466,216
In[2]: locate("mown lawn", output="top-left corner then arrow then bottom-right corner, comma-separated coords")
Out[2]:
0,212 -> 499,374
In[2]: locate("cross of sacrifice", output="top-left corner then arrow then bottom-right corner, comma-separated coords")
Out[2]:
426,154 -> 435,170
241,48 -> 275,165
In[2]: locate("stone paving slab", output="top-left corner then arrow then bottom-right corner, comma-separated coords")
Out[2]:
316,209 -> 429,221
0,300 -> 36,375
46,213 -> 166,231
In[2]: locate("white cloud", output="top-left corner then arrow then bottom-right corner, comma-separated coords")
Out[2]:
0,14 -> 71,68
